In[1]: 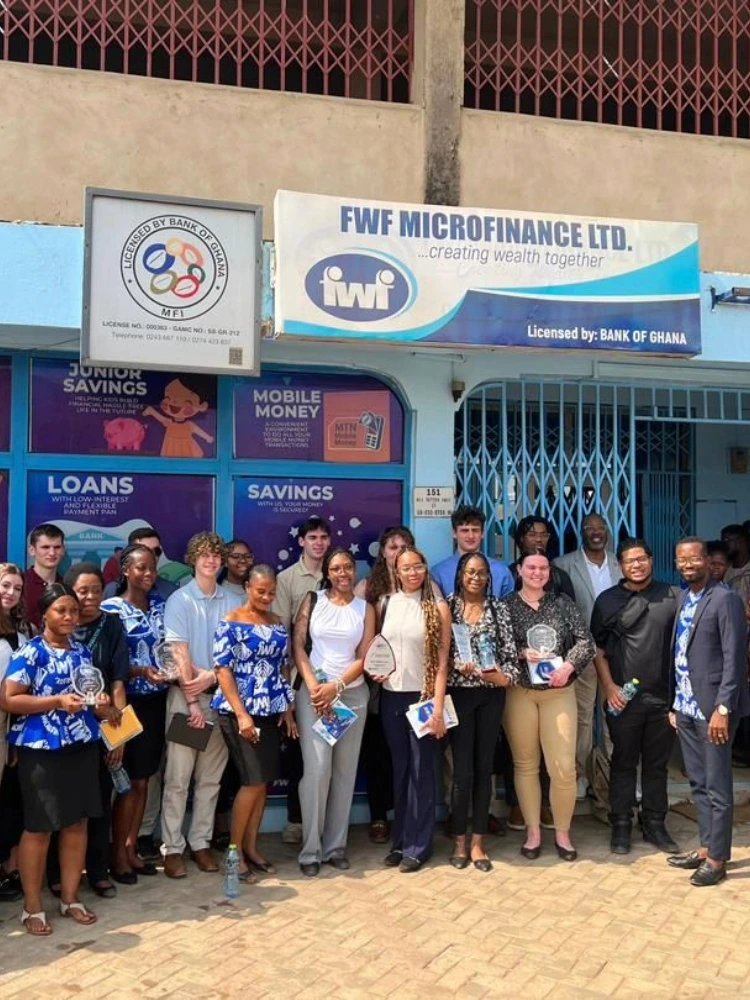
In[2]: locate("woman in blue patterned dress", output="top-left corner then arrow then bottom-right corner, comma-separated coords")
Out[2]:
0,584 -> 109,935
212,564 -> 295,882
101,544 -> 170,884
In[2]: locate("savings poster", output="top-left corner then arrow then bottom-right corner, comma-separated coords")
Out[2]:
234,372 -> 404,463
233,477 -> 403,575
26,471 -> 214,580
30,359 -> 217,458
0,471 -> 8,561
0,357 -> 10,452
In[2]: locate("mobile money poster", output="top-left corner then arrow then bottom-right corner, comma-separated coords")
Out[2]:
232,477 -> 403,574
234,371 -> 403,463
30,359 -> 217,458
26,471 -> 214,580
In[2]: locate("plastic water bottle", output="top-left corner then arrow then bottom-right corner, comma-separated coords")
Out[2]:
607,678 -> 640,717
224,844 -> 240,899
108,763 -> 131,795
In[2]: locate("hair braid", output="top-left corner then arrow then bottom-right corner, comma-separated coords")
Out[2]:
420,575 -> 442,701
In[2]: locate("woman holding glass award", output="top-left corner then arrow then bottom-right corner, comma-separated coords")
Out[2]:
447,553 -> 518,872
293,548 -> 375,876
101,544 -> 170,885
212,564 -> 296,883
0,584 -> 109,935
502,552 -> 595,861
376,546 -> 451,873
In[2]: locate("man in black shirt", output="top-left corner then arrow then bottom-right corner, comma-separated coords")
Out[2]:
591,538 -> 680,855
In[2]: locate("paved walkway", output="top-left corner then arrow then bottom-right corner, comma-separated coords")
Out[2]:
1,815 -> 750,999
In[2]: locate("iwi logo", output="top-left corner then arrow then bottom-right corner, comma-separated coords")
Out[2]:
305,253 -> 413,322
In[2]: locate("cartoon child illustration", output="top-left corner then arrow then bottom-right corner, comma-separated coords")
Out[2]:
143,377 -> 214,458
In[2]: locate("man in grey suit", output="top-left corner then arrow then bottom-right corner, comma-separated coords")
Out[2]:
667,537 -> 750,886
555,513 -> 622,798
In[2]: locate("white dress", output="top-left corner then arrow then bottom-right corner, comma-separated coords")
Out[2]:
309,592 -> 367,688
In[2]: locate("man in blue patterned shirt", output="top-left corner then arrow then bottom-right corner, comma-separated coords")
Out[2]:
667,537 -> 750,887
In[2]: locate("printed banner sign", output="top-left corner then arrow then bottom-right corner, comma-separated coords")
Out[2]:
82,188 -> 262,375
274,191 -> 701,356
232,477 -> 403,575
234,371 -> 403,463
30,359 -> 217,458
0,357 -> 10,452
27,471 -> 214,581
0,471 -> 8,562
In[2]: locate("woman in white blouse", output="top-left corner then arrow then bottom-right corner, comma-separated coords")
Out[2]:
293,548 -> 376,876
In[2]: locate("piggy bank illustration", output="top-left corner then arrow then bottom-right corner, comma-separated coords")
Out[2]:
104,418 -> 147,452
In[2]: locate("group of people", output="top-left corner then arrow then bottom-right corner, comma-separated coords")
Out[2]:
0,507 -> 748,937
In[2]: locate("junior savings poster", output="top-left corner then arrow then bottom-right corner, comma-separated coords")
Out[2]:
26,471 -> 214,580
234,372 -> 403,463
233,477 -> 403,573
30,359 -> 217,458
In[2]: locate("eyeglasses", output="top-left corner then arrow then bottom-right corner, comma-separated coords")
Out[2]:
463,570 -> 489,580
228,552 -> 252,561
398,563 -> 427,574
621,556 -> 650,566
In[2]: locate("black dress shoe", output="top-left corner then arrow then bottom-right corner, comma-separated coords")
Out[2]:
473,858 -> 493,873
520,844 -> 541,860
690,860 -> 727,887
111,870 -> 138,885
300,862 -> 320,877
0,875 -> 22,903
89,880 -> 117,899
642,822 -> 679,853
610,822 -> 632,855
384,850 -> 403,867
449,854 -> 469,870
399,856 -> 423,873
555,841 -> 578,862
323,856 -> 350,871
667,851 -> 704,870
132,862 -> 158,876
136,836 -> 162,863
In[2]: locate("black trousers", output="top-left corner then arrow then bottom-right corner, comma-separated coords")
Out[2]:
0,763 -> 24,865
47,749 -> 113,886
280,733 -> 303,825
606,692 -> 675,822
448,686 -> 504,836
677,712 -> 739,862
361,710 -> 393,823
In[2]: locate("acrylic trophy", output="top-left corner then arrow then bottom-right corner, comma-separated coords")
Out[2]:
526,624 -> 562,686
451,623 -> 473,664
363,634 -> 397,678
153,641 -> 184,681
71,663 -> 106,706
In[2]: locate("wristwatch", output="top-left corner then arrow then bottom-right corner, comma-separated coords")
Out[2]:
717,704 -> 729,717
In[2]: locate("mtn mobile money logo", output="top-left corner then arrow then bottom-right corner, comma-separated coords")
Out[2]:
120,215 -> 229,320
304,252 -> 413,322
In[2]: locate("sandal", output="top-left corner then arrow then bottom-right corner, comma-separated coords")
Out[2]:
90,880 -> 117,899
21,909 -> 52,936
238,869 -> 258,884
60,900 -> 97,925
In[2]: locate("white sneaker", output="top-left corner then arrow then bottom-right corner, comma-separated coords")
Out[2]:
282,822 -> 302,844
576,777 -> 588,800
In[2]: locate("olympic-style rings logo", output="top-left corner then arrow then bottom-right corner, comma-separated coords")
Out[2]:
120,214 -> 229,320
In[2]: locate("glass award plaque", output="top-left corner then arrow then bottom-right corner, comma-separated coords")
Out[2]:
526,624 -> 562,686
154,641 -> 184,681
475,632 -> 497,672
71,663 -> 106,706
451,623 -> 473,663
363,634 -> 397,678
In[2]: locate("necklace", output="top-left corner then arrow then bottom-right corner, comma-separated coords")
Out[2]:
462,600 -> 484,624
519,590 -> 542,609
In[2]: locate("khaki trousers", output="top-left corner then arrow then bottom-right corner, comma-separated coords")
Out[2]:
504,684 -> 578,833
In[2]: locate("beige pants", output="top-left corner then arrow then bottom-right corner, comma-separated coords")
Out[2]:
504,684 -> 578,832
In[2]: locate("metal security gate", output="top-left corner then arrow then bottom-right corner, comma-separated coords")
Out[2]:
455,381 -> 636,561
453,379 -> 747,574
